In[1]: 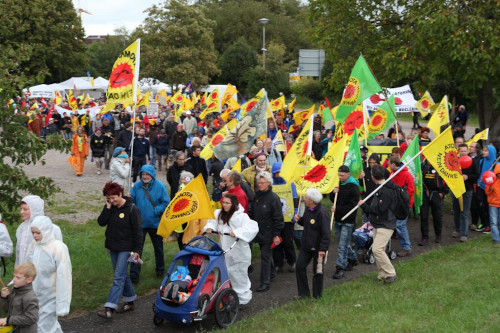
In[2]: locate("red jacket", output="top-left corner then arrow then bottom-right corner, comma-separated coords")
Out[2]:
390,166 -> 415,208
227,184 -> 249,213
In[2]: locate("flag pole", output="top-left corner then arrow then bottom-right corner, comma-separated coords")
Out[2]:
126,39 -> 141,192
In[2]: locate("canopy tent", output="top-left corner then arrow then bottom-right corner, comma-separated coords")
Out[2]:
139,78 -> 173,93
28,83 -> 68,98
28,77 -> 109,99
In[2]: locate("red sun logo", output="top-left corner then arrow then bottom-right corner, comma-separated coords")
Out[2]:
444,151 -> 461,173
394,97 -> 403,105
273,101 -> 280,107
207,102 -> 216,109
173,198 -> 190,212
109,63 -> 134,88
421,100 -> 429,109
176,96 -> 184,102
371,114 -> 382,127
301,139 -> 309,157
245,100 -> 257,112
343,111 -> 364,135
303,165 -> 327,183
344,85 -> 356,99
211,92 -> 218,99
211,134 -> 224,146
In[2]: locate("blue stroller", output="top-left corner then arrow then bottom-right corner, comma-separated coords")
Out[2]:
153,235 -> 239,328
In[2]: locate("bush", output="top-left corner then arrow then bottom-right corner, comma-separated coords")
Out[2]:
290,77 -> 323,102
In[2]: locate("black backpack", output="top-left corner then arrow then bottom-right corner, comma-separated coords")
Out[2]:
391,183 -> 410,220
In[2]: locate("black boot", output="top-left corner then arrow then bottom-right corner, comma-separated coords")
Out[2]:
332,267 -> 344,279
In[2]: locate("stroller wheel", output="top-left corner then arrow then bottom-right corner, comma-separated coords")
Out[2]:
363,252 -> 370,263
369,253 -> 376,265
215,288 -> 239,328
153,314 -> 164,326
389,250 -> 397,260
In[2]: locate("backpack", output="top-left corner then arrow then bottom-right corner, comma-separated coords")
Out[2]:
239,155 -> 249,171
391,183 -> 410,220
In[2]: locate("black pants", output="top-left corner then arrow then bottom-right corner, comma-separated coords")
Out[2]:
296,249 -> 324,298
104,144 -> 113,169
273,223 -> 296,268
471,188 -> 490,227
420,191 -> 443,239
259,242 -> 274,287
130,228 -> 165,279
132,155 -> 147,182
412,113 -> 420,128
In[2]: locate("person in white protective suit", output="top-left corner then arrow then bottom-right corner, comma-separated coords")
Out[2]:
16,195 -> 63,266
0,216 -> 13,258
27,216 -> 72,333
204,193 -> 259,306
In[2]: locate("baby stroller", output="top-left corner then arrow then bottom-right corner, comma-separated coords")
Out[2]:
362,236 -> 397,264
153,235 -> 239,328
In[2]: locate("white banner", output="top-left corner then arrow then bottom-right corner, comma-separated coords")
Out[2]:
55,105 -> 103,120
363,84 -> 417,113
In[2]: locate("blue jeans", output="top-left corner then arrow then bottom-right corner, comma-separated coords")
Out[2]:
334,223 -> 357,269
489,206 -> 500,243
105,251 -> 136,309
452,191 -> 473,237
396,218 -> 411,250
150,146 -> 157,166
293,230 -> 303,250
130,228 -> 165,279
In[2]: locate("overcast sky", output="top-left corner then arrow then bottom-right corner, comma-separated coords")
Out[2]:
72,0 -> 159,36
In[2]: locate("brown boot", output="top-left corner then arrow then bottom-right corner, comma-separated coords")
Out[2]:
97,307 -> 114,319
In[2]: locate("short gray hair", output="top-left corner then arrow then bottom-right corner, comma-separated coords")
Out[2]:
305,188 -> 323,204
175,151 -> 186,160
220,168 -> 231,179
256,171 -> 273,184
179,170 -> 194,182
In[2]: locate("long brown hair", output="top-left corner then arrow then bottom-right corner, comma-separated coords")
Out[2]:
218,193 -> 239,225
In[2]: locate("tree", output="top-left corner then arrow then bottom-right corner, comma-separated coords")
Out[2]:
0,0 -> 87,83
217,38 -> 258,94
309,0 -> 500,137
137,0 -> 220,88
86,31 -> 132,78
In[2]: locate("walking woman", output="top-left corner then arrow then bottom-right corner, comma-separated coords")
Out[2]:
71,125 -> 89,176
97,182 -> 143,319
205,193 -> 259,307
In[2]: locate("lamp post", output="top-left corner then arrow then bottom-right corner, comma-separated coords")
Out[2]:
258,18 -> 270,69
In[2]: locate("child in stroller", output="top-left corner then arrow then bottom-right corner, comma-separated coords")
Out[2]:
352,222 -> 397,264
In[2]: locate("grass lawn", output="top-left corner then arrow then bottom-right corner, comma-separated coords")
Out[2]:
222,234 -> 500,332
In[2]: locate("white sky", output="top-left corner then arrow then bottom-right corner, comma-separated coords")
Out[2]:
72,0 -> 159,36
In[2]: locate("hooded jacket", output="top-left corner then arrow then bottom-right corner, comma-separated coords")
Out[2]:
110,157 -> 130,188
27,216 -> 72,333
485,164 -> 500,207
130,165 -> 170,229
166,162 -> 193,198
330,176 -> 360,225
16,195 -> 62,266
361,181 -> 398,229
478,145 -> 498,189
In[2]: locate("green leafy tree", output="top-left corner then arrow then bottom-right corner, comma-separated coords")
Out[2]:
217,38 -> 258,93
87,31 -> 132,78
137,0 -> 220,88
0,0 -> 87,83
309,0 -> 500,136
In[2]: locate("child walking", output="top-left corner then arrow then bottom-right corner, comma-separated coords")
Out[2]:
485,164 -> 500,245
0,262 -> 39,332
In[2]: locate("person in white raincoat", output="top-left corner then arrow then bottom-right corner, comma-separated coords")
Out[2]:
16,195 -> 63,266
27,216 -> 72,333
204,193 -> 258,306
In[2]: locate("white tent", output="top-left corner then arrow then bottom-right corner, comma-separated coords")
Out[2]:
59,77 -> 94,90
29,83 -> 67,98
92,77 -> 109,90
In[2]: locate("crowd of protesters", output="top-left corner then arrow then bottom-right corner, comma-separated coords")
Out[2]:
5,94 -> 500,324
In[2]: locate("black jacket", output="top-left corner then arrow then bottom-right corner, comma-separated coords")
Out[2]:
297,204 -> 331,252
250,188 -> 284,243
330,181 -> 360,225
422,160 -> 448,194
461,159 -> 479,193
164,120 -> 178,138
90,133 -> 106,157
186,155 -> 208,183
97,197 -> 143,254
166,162 -> 193,198
361,182 -> 397,229
171,131 -> 187,151
116,130 -> 132,153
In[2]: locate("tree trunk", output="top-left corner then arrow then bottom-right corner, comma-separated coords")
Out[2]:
476,85 -> 500,139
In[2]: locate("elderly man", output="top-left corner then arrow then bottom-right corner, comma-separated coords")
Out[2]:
130,165 -> 170,283
295,188 -> 331,298
242,153 -> 272,191
249,171 -> 284,292
166,151 -> 192,198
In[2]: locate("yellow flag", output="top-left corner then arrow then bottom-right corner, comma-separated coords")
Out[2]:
272,185 -> 294,221
100,102 -> 116,114
221,83 -> 238,105
157,174 -> 215,239
137,91 -> 151,107
54,90 -> 62,105
272,129 -> 285,152
171,89 -> 185,105
155,89 -> 169,105
295,135 -> 348,195
200,119 -> 238,160
422,126 -> 465,198
415,91 -> 435,118
466,128 -> 489,147
81,94 -> 90,107
231,158 -> 242,173
106,39 -> 141,105
427,96 -> 449,136
90,77 -> 95,87
288,97 -> 296,112
293,104 -> 315,126
270,95 -> 285,111
200,88 -> 220,119
280,114 -> 315,183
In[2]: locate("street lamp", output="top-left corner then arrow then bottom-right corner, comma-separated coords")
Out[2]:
258,18 -> 270,69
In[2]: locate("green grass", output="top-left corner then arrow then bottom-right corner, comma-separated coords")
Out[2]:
222,235 -> 500,333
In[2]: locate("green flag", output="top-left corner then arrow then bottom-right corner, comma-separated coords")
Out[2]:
321,106 -> 333,123
336,55 -> 382,123
401,138 -> 423,214
344,128 -> 363,179
366,95 -> 396,141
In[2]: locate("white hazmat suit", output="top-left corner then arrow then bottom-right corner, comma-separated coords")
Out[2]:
28,216 -> 72,333
204,205 -> 258,305
16,195 -> 63,266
